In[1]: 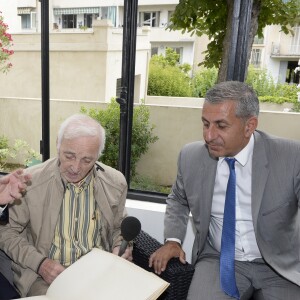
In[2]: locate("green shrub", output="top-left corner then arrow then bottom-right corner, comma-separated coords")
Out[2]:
0,136 -> 40,171
291,101 -> 300,112
148,63 -> 192,97
147,58 -> 298,106
0,135 -> 9,166
258,95 -> 295,104
246,66 -> 277,96
80,99 -> 158,177
131,174 -> 171,194
191,67 -> 218,97
273,83 -> 298,102
180,63 -> 192,74
147,48 -> 192,97
164,47 -> 180,67
151,48 -> 183,69
246,66 -> 297,103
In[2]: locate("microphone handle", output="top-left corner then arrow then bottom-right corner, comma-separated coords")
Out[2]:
118,240 -> 128,257
0,205 -> 9,225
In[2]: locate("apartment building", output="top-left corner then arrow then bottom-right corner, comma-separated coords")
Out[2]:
1,0 -> 300,85
250,25 -> 300,84
1,0 -> 199,67
61,0 -> 200,68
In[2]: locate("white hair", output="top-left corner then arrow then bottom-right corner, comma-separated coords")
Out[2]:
56,114 -> 106,157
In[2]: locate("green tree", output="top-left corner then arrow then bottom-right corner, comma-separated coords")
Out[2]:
0,12 -> 14,73
168,0 -> 300,82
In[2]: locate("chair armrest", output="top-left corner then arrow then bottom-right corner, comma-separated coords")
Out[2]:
133,230 -> 195,300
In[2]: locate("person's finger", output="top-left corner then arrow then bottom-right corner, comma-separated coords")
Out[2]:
179,251 -> 186,264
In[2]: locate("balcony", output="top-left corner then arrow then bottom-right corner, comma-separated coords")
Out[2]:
17,0 -> 37,8
145,26 -> 195,43
271,42 -> 300,57
270,26 -> 300,58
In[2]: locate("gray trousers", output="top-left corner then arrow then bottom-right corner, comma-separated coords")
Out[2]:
187,242 -> 300,300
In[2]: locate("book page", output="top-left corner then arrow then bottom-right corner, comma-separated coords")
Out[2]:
21,248 -> 169,300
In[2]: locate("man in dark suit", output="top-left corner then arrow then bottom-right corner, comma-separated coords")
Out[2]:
149,81 -> 300,299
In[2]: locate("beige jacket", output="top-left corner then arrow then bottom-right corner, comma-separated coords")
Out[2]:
0,158 -> 128,296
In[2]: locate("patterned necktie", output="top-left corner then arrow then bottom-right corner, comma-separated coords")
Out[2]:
220,158 -> 240,299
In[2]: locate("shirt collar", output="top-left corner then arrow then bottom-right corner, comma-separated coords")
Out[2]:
219,134 -> 254,167
64,171 -> 93,190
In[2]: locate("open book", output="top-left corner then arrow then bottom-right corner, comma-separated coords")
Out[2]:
21,248 -> 169,300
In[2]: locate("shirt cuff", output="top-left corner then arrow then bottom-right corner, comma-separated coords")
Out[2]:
165,238 -> 181,245
37,257 -> 48,274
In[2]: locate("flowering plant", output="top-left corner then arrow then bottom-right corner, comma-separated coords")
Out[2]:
0,11 -> 14,73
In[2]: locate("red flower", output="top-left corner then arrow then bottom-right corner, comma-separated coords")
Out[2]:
0,12 -> 14,73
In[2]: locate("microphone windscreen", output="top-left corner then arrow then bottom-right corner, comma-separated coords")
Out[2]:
121,216 -> 141,241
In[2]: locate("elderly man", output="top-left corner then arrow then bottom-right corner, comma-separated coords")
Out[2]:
0,114 -> 130,297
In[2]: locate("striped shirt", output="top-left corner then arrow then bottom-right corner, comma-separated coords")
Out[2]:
49,173 -> 102,266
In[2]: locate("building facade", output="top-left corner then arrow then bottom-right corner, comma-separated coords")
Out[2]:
1,0 -> 300,87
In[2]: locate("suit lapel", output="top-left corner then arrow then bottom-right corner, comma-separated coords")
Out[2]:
195,148 -> 218,225
202,158 -> 218,213
251,131 -> 269,226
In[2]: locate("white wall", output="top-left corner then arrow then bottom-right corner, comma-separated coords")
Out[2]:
51,0 -> 123,7
0,21 -> 150,103
0,1 -> 21,33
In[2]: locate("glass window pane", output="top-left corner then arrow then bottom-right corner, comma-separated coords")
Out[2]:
21,14 -> 31,29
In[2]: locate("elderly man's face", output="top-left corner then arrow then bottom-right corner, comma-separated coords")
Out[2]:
58,136 -> 100,184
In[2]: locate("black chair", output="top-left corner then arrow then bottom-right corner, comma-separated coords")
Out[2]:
133,230 -> 195,300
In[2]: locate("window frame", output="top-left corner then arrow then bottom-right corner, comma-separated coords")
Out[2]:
138,11 -> 160,27
250,48 -> 262,68
84,14 -> 93,28
62,14 -> 77,29
40,1 -> 168,204
21,14 -> 31,29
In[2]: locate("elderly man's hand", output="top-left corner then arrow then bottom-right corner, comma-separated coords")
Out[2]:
38,258 -> 65,285
112,245 -> 133,261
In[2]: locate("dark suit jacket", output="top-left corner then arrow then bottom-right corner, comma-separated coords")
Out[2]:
164,130 -> 300,286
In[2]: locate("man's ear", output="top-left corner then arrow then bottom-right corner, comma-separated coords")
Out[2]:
245,116 -> 258,138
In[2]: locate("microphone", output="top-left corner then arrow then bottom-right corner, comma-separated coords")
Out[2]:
118,216 -> 141,257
